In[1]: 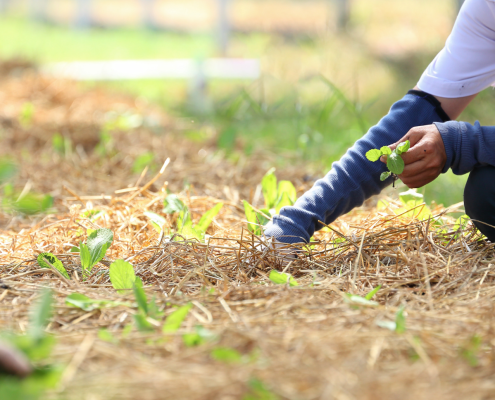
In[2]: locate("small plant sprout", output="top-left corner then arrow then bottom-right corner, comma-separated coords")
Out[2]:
79,228 -> 114,278
366,140 -> 410,187
37,253 -> 70,279
243,169 -> 297,234
269,270 -> 299,287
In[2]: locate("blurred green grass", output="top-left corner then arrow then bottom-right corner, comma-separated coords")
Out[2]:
1,13 -> 494,208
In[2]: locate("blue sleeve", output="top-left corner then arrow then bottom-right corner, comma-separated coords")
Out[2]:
264,91 -> 449,244
435,120 -> 495,176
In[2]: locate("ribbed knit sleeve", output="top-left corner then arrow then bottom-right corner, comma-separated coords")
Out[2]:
435,120 -> 495,176
264,91 -> 449,244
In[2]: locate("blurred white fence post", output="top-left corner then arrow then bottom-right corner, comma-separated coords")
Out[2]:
217,0 -> 230,56
30,0 -> 48,22
75,0 -> 92,29
335,0 -> 350,31
140,0 -> 155,29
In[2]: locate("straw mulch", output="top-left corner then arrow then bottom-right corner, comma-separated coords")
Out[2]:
1,66 -> 495,400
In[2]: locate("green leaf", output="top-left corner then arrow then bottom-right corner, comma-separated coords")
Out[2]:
28,289 -> 52,342
109,260 -> 136,294
177,208 -> 192,232
261,168 -> 278,209
277,180 -> 297,204
65,293 -> 118,311
395,306 -> 406,333
13,193 -> 53,215
269,270 -> 298,287
70,246 -> 80,253
132,152 -> 155,174
345,294 -> 378,306
86,228 -> 114,267
37,253 -> 70,279
79,243 -> 91,274
399,188 -> 423,207
162,303 -> 193,333
0,158 -> 17,184
134,313 -> 154,332
396,140 -> 410,155
243,201 -> 269,235
98,328 -> 118,343
163,194 -> 186,214
365,149 -> 382,162
210,347 -> 242,363
387,151 -> 405,175
380,146 -> 392,155
144,211 -> 166,232
244,378 -> 279,400
365,285 -> 381,300
380,171 -> 391,181
195,202 -> 223,234
133,279 -> 148,315
182,325 -> 217,347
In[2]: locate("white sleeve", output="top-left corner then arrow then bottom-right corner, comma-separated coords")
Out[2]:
418,0 -> 495,98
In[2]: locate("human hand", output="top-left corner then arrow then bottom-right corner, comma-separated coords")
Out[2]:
380,124 -> 447,188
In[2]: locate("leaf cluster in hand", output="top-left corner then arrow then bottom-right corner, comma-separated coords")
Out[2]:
365,140 -> 410,182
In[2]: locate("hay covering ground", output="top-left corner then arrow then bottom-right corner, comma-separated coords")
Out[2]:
1,64 -> 495,400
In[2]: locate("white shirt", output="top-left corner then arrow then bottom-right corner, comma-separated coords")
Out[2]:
418,0 -> 495,98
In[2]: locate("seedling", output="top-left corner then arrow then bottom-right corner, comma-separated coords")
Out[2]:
243,169 -> 297,235
163,303 -> 193,333
37,253 -> 70,280
269,270 -> 298,287
162,194 -> 223,241
65,293 -> 127,311
79,228 -> 114,278
366,140 -> 410,187
0,289 -> 62,400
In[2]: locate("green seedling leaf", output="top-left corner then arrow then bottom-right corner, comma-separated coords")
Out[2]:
163,194 -> 186,214
365,285 -> 381,300
243,201 -> 270,236
132,152 -> 155,174
28,289 -> 52,343
195,202 -> 223,233
98,328 -> 118,343
19,102 -> 34,127
261,168 -> 278,209
86,228 -> 113,267
210,347 -> 242,363
277,180 -> 297,204
13,193 -> 53,215
163,303 -> 193,333
395,306 -> 406,333
399,189 -> 423,207
365,149 -> 382,162
109,260 -> 136,294
70,246 -> 80,253
269,270 -> 298,287
183,325 -> 217,347
396,140 -> 410,155
244,378 -> 280,400
79,243 -> 91,274
37,253 -> 70,279
65,293 -> 118,311
380,171 -> 391,181
380,146 -> 392,155
144,211 -> 167,232
460,335 -> 482,367
0,158 -> 17,184
387,151 -> 405,175
133,278 -> 148,315
345,294 -> 378,306
274,192 -> 292,214
376,320 -> 396,331
134,313 -> 154,332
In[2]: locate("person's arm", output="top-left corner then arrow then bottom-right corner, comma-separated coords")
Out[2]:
263,90 -> 450,244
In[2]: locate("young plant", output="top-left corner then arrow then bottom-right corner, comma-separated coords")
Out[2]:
37,253 -> 70,280
109,260 -> 161,331
163,194 -> 223,241
0,289 -> 62,400
243,168 -> 297,235
79,228 -> 114,278
366,140 -> 410,187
